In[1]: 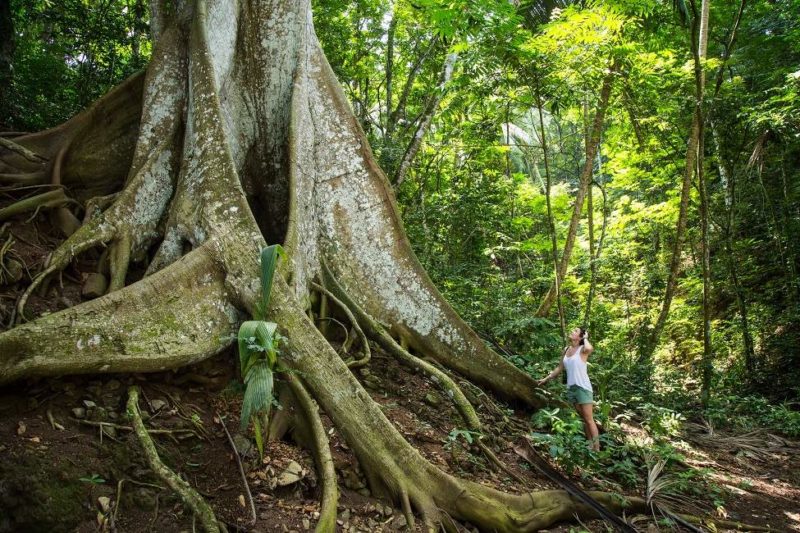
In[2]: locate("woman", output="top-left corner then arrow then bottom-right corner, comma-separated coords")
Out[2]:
537,327 -> 600,451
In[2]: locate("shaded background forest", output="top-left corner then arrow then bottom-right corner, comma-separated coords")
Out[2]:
1,0 -> 798,449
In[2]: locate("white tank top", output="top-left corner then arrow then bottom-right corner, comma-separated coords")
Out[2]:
563,345 -> 592,391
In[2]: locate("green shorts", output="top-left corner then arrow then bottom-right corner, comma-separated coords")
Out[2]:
566,385 -> 593,405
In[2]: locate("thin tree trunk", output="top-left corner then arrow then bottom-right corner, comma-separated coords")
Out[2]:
386,35 -> 438,139
0,0 -> 15,124
778,152 -> 800,299
536,65 -> 616,317
534,82 -> 566,340
623,88 -> 645,149
697,0 -> 713,407
584,178 -> 595,327
781,154 -> 800,301
392,52 -> 457,188
505,100 -> 512,181
584,150 -> 606,327
641,0 -> 710,365
698,112 -> 712,407
712,120 -> 756,374
385,9 -> 396,126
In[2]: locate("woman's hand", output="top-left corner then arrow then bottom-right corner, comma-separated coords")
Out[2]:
583,331 -> 594,354
536,377 -> 548,387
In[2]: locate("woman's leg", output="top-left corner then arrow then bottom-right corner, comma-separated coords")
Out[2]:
574,403 -> 591,441
577,403 -> 600,451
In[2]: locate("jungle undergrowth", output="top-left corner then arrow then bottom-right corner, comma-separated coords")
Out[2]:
528,401 -> 727,512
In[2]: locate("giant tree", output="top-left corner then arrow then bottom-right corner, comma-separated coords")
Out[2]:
0,0 -> 645,530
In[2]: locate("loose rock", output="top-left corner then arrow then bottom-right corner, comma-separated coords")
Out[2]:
423,392 -> 441,407
276,460 -> 304,486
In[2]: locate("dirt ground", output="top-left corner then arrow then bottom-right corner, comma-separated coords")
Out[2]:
1,347 -> 799,532
2,200 -> 800,533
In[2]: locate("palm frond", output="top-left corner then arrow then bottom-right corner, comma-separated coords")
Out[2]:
257,244 -> 284,318
240,361 -> 274,430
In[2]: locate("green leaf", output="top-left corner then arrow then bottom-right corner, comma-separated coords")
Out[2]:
252,415 -> 264,461
237,321 -> 263,376
258,244 -> 284,318
240,361 -> 274,431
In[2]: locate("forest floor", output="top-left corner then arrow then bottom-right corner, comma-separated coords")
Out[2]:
1,207 -> 800,533
0,347 -> 799,533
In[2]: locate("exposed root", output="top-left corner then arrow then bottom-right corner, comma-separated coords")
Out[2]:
0,189 -> 76,223
272,276 -> 648,532
0,136 -> 48,164
399,488 -> 415,530
16,222 -> 111,320
475,440 -> 529,487
127,386 -> 225,533
0,230 -> 25,286
217,412 -> 257,527
322,262 -> 480,428
49,205 -> 82,237
108,232 -> 132,293
0,170 -> 47,184
311,281 -> 370,368
286,375 -> 339,533
82,193 -> 118,224
49,141 -> 71,186
0,245 -> 238,384
321,262 -> 528,484
71,418 -> 201,439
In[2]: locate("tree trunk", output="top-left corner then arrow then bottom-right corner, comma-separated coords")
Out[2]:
698,106 -> 713,407
534,82 -> 566,339
583,179 -> 598,327
0,0 -> 14,126
385,8 -> 396,126
714,119 -> 756,374
392,52 -> 457,188
640,0 -> 710,365
536,65 -> 616,318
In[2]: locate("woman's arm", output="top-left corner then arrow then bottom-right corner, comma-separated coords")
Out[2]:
583,332 -> 594,358
537,359 -> 564,386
